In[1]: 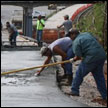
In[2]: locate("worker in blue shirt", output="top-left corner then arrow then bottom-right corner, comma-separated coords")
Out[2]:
68,29 -> 107,100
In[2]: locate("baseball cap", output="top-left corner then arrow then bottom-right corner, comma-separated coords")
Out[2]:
64,15 -> 69,19
40,46 -> 49,56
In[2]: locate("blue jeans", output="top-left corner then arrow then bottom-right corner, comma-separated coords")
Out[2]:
9,31 -> 18,46
37,30 -> 43,44
64,48 -> 75,75
71,59 -> 107,99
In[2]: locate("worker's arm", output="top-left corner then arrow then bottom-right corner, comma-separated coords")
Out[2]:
40,21 -> 45,27
57,24 -> 63,29
73,56 -> 82,62
39,19 -> 45,27
9,30 -> 14,36
9,26 -> 15,37
36,55 -> 52,76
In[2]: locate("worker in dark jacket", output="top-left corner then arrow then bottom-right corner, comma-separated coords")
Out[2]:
68,29 -> 107,100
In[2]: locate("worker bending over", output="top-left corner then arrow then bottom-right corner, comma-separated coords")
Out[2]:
36,37 -> 75,85
6,22 -> 18,47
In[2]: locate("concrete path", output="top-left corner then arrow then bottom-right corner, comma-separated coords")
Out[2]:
1,51 -> 88,107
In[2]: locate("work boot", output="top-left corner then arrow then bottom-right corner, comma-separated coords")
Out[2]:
60,74 -> 67,79
57,74 -> 67,82
65,91 -> 79,96
60,74 -> 73,86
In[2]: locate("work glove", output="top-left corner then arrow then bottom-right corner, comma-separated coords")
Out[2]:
69,58 -> 75,63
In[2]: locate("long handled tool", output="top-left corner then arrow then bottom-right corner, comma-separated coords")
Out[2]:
1,59 -> 74,76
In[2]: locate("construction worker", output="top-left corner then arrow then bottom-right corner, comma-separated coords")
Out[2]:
6,22 -> 18,47
36,37 -> 75,85
36,15 -> 45,47
57,15 -> 72,37
68,29 -> 107,100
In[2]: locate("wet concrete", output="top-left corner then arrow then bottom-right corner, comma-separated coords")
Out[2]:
1,51 -> 88,107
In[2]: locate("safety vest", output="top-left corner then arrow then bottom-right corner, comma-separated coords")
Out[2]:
36,19 -> 45,30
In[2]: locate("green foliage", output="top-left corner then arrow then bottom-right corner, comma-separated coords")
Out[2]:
76,3 -> 107,52
76,3 -> 104,37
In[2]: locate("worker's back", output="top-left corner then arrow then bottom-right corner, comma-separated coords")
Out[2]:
72,32 -> 106,63
48,37 -> 72,53
63,20 -> 72,35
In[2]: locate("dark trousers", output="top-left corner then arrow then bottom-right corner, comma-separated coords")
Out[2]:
37,30 -> 43,47
71,59 -> 107,99
9,31 -> 18,46
65,48 -> 75,75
